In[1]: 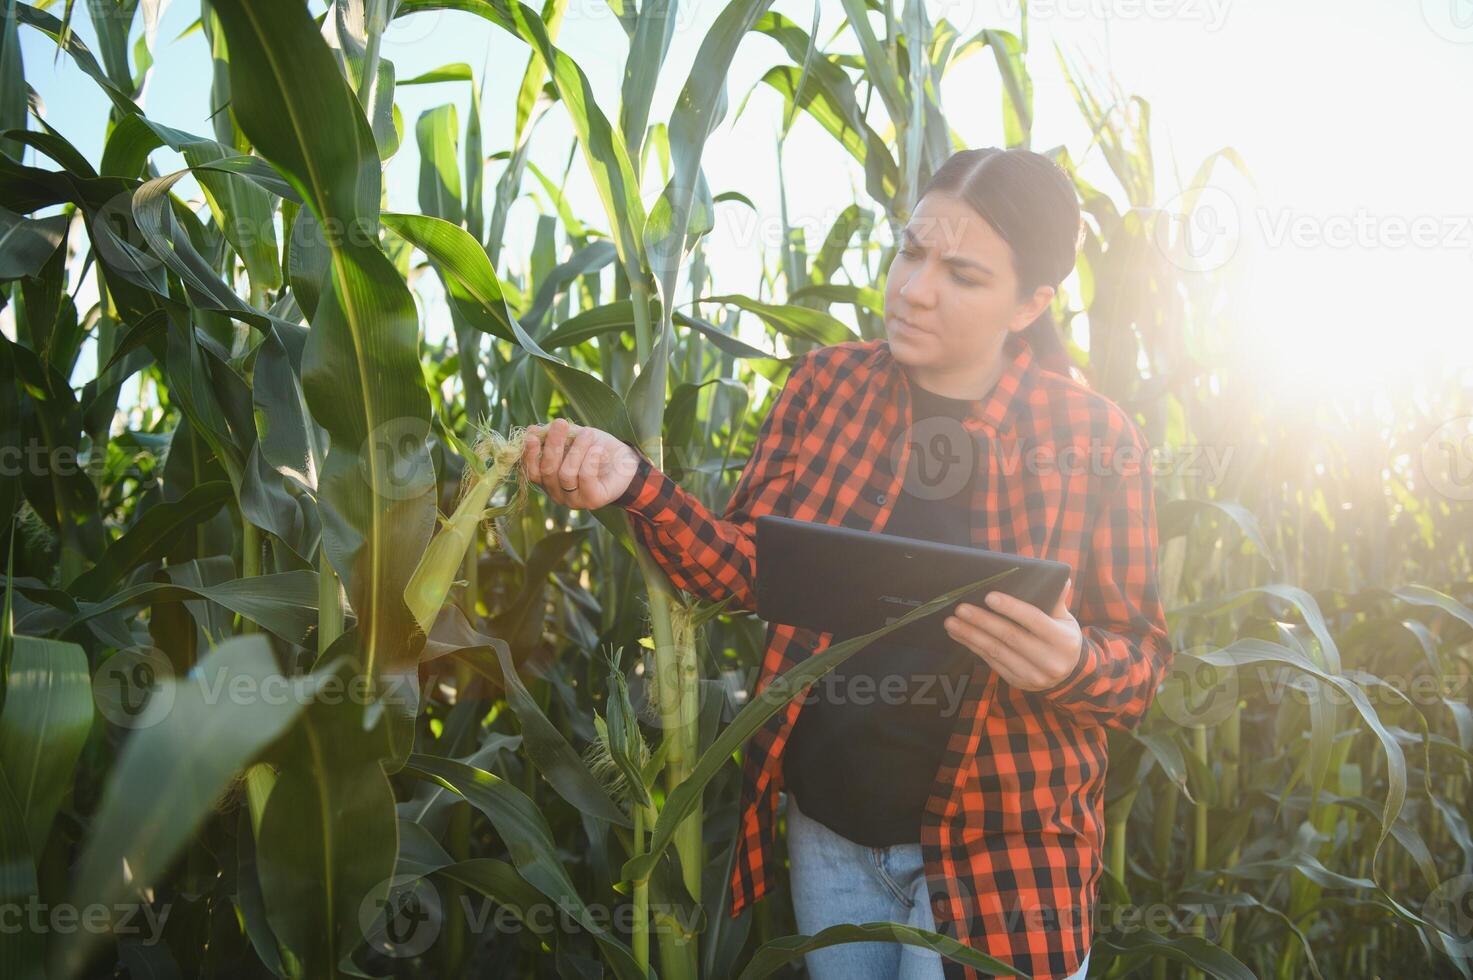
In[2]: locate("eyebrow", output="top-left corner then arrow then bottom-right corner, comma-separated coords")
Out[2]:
902,227 -> 996,277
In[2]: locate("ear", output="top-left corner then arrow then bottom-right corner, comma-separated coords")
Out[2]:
1010,284 -> 1055,333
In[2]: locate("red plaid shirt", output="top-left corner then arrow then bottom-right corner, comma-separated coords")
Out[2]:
614,333 -> 1172,980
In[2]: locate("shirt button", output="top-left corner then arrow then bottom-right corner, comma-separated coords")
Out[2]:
875,492 -> 888,505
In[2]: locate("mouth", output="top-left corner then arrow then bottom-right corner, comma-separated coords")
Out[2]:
891,314 -> 930,336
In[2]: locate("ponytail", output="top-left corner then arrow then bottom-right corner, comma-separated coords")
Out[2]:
1020,307 -> 1074,378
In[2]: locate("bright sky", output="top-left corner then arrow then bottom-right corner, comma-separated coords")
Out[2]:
20,0 -> 1473,403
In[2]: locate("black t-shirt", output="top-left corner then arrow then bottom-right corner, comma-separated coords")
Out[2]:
781,378 -> 983,847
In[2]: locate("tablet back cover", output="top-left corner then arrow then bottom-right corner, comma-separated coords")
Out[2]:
755,514 -> 1070,649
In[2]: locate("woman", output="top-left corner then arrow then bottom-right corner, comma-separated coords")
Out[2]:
522,147 -> 1172,980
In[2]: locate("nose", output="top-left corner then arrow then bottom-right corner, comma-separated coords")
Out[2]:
897,258 -> 940,309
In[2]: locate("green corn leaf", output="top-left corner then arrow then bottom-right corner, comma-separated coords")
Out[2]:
56,636 -> 320,979
67,571 -> 320,647
618,0 -> 676,161
451,630 -> 632,827
397,0 -> 648,277
1096,931 -> 1254,980
834,0 -> 904,125
0,208 -> 69,281
382,211 -> 515,340
403,754 -> 651,980
68,481 -> 232,600
1171,584 -> 1341,674
644,0 -> 774,304
256,674 -> 399,978
0,763 -> 42,978
694,293 -> 855,345
752,64 -> 897,208
415,103 -> 464,225
382,211 -> 640,446
0,636 -> 92,853
212,0 -> 436,682
1200,639 -> 1406,854
623,568 -> 1019,882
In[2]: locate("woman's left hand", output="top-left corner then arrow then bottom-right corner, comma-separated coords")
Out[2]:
944,579 -> 1084,692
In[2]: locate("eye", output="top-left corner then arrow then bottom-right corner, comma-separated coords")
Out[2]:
950,271 -> 979,287
898,243 -> 922,258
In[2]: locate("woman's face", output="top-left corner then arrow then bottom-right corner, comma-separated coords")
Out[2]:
884,191 -> 1053,379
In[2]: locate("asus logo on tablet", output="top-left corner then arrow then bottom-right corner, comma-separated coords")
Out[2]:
879,595 -> 922,607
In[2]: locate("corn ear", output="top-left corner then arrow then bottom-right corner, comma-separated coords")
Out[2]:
403,425 -> 532,636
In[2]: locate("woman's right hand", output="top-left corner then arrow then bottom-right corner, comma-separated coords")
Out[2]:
522,418 -> 643,510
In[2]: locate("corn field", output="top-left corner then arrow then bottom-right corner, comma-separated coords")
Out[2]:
0,0 -> 1469,978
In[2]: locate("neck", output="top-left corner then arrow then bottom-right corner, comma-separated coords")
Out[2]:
903,338 -> 1010,401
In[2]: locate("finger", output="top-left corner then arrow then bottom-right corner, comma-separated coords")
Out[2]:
559,428 -> 595,490
976,590 -> 1056,635
947,612 -> 1026,665
957,602 -> 1038,654
944,616 -> 1038,687
523,432 -> 544,485
538,420 -> 571,481
1051,578 -> 1072,619
943,613 -> 990,658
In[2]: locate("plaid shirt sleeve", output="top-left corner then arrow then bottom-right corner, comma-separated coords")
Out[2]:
610,353 -> 815,611
1040,416 -> 1172,730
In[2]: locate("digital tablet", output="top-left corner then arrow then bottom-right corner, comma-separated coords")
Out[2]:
754,514 -> 1072,649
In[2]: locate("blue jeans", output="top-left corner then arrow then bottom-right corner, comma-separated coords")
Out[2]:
785,793 -> 1092,980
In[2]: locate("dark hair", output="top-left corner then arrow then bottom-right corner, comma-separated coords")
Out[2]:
917,147 -> 1083,377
